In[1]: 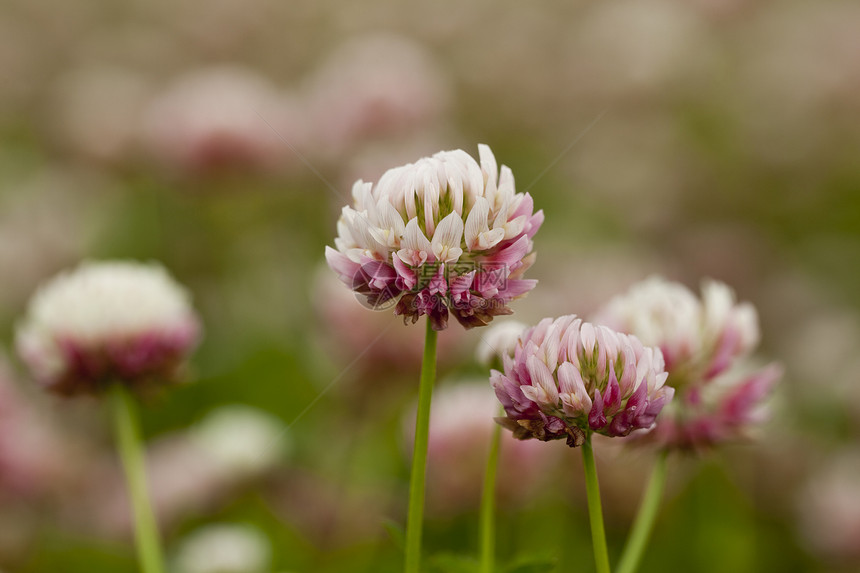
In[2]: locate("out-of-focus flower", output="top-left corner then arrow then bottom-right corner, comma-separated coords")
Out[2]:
648,363 -> 782,450
492,316 -> 673,447
325,144 -> 543,331
16,261 -> 201,396
173,523 -> 271,573
594,276 -> 759,386
476,320 -> 528,367
190,405 -> 287,478
139,66 -> 301,175
404,382 -> 554,515
304,35 -> 452,157
798,450 -> 860,563
594,277 -> 780,450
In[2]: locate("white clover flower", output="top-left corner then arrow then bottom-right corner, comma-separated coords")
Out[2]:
325,144 -> 543,330
173,523 -> 271,573
191,405 -> 287,478
16,261 -> 200,395
476,320 -> 528,366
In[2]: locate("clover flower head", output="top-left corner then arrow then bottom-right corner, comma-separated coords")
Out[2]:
594,276 -> 759,385
491,315 -> 673,447
16,261 -> 200,395
594,276 -> 780,450
325,144 -> 543,330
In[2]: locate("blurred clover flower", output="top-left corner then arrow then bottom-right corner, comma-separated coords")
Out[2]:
325,144 -> 543,331
492,315 -> 673,447
139,66 -> 300,176
476,319 -> 528,367
173,523 -> 271,573
16,261 -> 200,396
593,276 -> 780,450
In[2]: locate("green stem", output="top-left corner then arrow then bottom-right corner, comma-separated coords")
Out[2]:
616,451 -> 669,573
110,385 -> 165,573
582,434 -> 611,573
479,411 -> 503,573
404,319 -> 438,573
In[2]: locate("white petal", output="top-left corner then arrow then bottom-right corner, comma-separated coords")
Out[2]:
431,212 -> 464,263
464,196 -> 490,250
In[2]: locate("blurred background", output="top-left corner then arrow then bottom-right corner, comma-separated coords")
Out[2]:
1,0 -> 859,571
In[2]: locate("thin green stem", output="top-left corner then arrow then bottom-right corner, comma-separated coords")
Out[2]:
479,411 -> 503,573
582,434 -> 611,573
404,319 -> 438,573
110,385 -> 165,573
616,451 -> 669,573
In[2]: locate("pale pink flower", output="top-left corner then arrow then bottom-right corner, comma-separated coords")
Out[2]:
16,261 -> 201,395
325,144 -> 543,331
492,316 -> 673,447
304,35 -> 451,157
139,66 -> 300,175
594,276 -> 780,450
594,276 -> 759,384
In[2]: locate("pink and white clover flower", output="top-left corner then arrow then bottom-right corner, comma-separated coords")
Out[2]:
16,261 -> 200,395
593,276 -> 780,450
491,315 -> 673,447
325,144 -> 542,330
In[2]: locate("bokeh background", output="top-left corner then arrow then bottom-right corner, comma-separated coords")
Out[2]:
1,0 -> 859,571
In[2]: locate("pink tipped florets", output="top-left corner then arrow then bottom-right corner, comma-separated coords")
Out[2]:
325,144 -> 543,331
16,261 -> 201,395
594,276 -> 780,451
491,315 -> 673,447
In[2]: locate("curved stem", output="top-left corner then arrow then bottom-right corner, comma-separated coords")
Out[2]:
110,385 -> 164,573
479,412 -> 503,573
616,451 -> 669,573
582,434 -> 611,573
404,319 -> 438,573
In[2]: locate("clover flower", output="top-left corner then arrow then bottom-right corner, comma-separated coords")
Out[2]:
325,144 -> 543,330
594,276 -> 780,450
16,261 -> 200,395
140,66 -> 298,175
593,276 -> 759,386
491,315 -> 673,447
